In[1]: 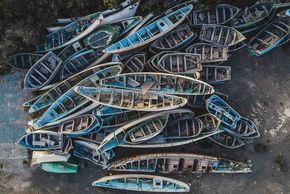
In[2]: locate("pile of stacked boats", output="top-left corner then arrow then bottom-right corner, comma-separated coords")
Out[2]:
8,0 -> 290,192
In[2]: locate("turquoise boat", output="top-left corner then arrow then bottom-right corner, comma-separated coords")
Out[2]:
28,63 -> 121,114
7,53 -> 43,70
248,16 -> 290,56
92,174 -> 190,192
33,63 -> 122,129
103,4 -> 193,54
100,72 -> 215,95
40,161 -> 78,173
206,94 -> 241,128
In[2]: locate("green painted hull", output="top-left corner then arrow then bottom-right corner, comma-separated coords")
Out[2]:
40,162 -> 78,174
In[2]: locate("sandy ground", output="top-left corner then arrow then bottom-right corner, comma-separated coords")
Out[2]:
0,46 -> 290,194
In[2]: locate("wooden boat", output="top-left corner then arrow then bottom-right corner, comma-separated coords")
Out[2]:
29,64 -> 120,114
27,114 -> 102,137
220,117 -> 260,138
200,65 -> 231,84
127,13 -> 155,36
185,43 -> 229,64
7,53 -> 43,70
248,17 -> 290,56
209,132 -> 245,149
55,0 -> 140,25
103,4 -> 193,54
40,161 -> 78,173
148,52 -> 200,79
206,95 -> 241,128
72,140 -> 113,166
197,114 -> 221,135
158,52 -> 202,74
23,52 -> 62,91
92,174 -> 190,192
23,95 -> 41,111
43,13 -> 104,52
16,132 -> 72,152
33,63 -> 122,129
108,153 -> 252,173
100,72 -> 214,96
76,128 -> 116,144
101,111 -> 148,129
74,87 -> 188,112
95,106 -> 131,117
199,25 -> 246,47
150,24 -> 196,52
191,4 -> 240,25
230,3 -> 275,33
187,92 -> 228,109
31,151 -> 70,166
123,52 -> 146,73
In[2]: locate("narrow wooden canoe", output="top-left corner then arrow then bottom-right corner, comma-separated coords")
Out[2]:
150,24 -> 197,52
100,72 -> 214,95
72,140 -> 112,167
43,13 -> 104,52
158,52 -> 202,74
33,63 -> 123,129
29,63 -> 121,114
209,132 -> 245,149
74,87 -> 188,112
185,43 -> 229,64
199,25 -> 246,47
7,53 -> 43,70
108,153 -> 252,173
27,114 -> 102,137
23,52 -> 62,91
191,4 -> 240,25
16,132 -> 72,152
206,95 -> 241,128
123,52 -> 146,73
40,161 -> 78,173
92,174 -> 190,192
200,65 -> 231,84
219,117 -> 259,138
248,17 -> 290,56
103,5 -> 193,54
230,3 -> 275,33
187,92 -> 228,108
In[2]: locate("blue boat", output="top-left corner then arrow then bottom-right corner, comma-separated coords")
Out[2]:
33,63 -> 122,129
27,114 -> 102,137
92,174 -> 190,192
150,24 -> 196,52
100,72 -> 215,95
73,140 -> 114,167
16,132 -> 72,152
248,16 -> 290,56
206,94 -> 241,128
103,4 -> 193,54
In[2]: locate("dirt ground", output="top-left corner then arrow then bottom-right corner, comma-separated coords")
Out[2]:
0,44 -> 290,194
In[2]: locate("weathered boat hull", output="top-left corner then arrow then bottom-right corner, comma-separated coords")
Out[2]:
7,53 -> 43,70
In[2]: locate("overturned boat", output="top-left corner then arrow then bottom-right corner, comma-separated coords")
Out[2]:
23,52 -> 62,91
191,4 -> 239,25
92,174 -> 190,192
33,63 -> 122,129
74,87 -> 187,112
206,94 -> 241,128
248,16 -> 290,56
100,72 -> 214,95
108,153 -> 252,173
103,4 -> 193,54
7,53 -> 43,70
150,24 -> 196,52
185,43 -> 229,64
200,65 -> 231,84
199,25 -> 246,47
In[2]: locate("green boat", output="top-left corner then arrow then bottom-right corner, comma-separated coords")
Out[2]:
40,162 -> 78,173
